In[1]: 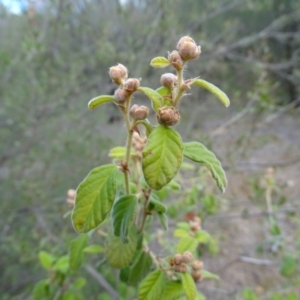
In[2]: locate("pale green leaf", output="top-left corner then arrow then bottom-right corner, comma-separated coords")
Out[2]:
150,56 -> 170,68
88,95 -> 115,110
176,236 -> 198,254
112,195 -> 138,243
138,269 -> 166,300
194,230 -> 211,244
108,147 -> 136,159
196,292 -> 206,300
105,227 -> 137,268
72,164 -> 118,233
142,126 -> 183,190
137,87 -> 163,112
69,234 -> 88,270
192,79 -> 230,107
201,269 -> 219,280
156,86 -> 171,96
183,142 -> 227,193
128,251 -> 152,285
174,229 -> 190,238
38,251 -> 56,270
83,245 -> 104,254
161,281 -> 185,300
53,255 -> 69,274
176,222 -> 191,231
182,273 -> 197,300
73,278 -> 86,289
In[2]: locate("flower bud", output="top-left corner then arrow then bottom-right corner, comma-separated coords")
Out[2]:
192,270 -> 203,282
174,263 -> 187,273
174,253 -> 182,265
190,221 -> 201,232
109,63 -> 128,85
160,73 -> 177,89
114,88 -> 129,103
157,106 -> 180,126
168,50 -> 184,71
177,36 -> 201,61
130,105 -> 149,120
191,260 -> 203,271
67,189 -> 76,198
124,78 -> 140,92
182,251 -> 194,263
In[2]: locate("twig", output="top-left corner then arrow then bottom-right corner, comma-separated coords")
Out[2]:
239,256 -> 277,266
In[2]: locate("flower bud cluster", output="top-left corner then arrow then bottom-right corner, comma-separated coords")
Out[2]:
130,104 -> 149,120
66,189 -> 76,205
131,131 -> 147,159
109,63 -> 128,85
157,106 -> 180,127
169,251 -> 204,282
189,216 -> 201,236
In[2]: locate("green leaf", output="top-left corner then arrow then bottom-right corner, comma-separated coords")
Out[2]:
69,234 -> 88,270
120,266 -> 131,283
112,195 -> 138,243
176,236 -> 198,254
53,255 -> 69,274
150,56 -> 170,68
83,244 -> 104,254
174,229 -> 190,238
243,289 -> 260,300
138,269 -> 166,300
161,281 -> 185,300
156,86 -> 171,96
158,212 -> 168,231
72,164 -> 118,233
192,79 -> 230,107
201,270 -> 219,280
286,292 -> 298,300
105,227 -> 137,268
128,251 -> 153,285
196,292 -> 206,300
137,87 -> 163,112
182,273 -> 197,300
108,147 -> 136,159
73,278 -> 86,289
32,279 -> 50,299
142,126 -> 183,190
88,95 -> 115,110
280,254 -> 298,277
194,230 -> 211,244
149,195 -> 167,213
38,251 -> 56,270
183,142 -> 227,193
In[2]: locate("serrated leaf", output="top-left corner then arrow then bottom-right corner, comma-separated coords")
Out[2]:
88,95 -> 115,110
112,195 -> 138,243
105,227 -> 137,268
72,164 -> 118,233
69,234 -> 88,270
138,269 -> 166,300
161,281 -> 185,300
83,245 -> 103,254
176,236 -> 198,254
137,87 -> 163,112
108,147 -> 136,159
201,269 -> 219,280
38,251 -> 56,270
182,273 -> 197,300
183,142 -> 227,193
150,56 -> 170,68
142,126 -> 183,190
158,213 -> 168,231
149,195 -> 167,213
192,79 -> 230,107
128,251 -> 152,285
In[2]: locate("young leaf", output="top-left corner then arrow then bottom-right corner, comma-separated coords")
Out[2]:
142,126 -> 183,190
38,251 -> 56,270
72,164 -> 118,233
137,87 -> 163,112
128,251 -> 153,285
156,86 -> 171,97
182,273 -> 197,300
149,195 -> 167,213
88,95 -> 115,110
138,269 -> 166,300
192,79 -> 230,107
158,212 -> 168,231
112,194 -> 138,243
69,234 -> 88,270
150,56 -> 170,68
83,245 -> 104,254
194,230 -> 211,244
108,147 -> 136,159
105,227 -> 137,269
183,142 -> 227,193
176,236 -> 198,254
201,269 -> 219,280
161,281 -> 185,300
174,229 -> 189,238
53,255 -> 69,274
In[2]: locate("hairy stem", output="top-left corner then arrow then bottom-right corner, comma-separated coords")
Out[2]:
173,66 -> 186,106
138,189 -> 152,233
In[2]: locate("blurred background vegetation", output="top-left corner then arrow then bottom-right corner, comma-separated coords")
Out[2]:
1,0 -> 300,299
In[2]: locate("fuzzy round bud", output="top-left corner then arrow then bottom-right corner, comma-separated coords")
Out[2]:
130,105 -> 149,120
191,260 -> 203,271
182,251 -> 194,263
157,106 -> 180,126
174,263 -> 187,273
160,73 -> 177,89
67,189 -> 76,198
192,270 -> 203,282
109,63 -> 128,85
124,78 -> 140,92
169,258 -> 175,267
174,253 -> 182,265
168,50 -> 184,71
190,221 -> 201,232
114,88 -> 130,103
177,36 -> 201,61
